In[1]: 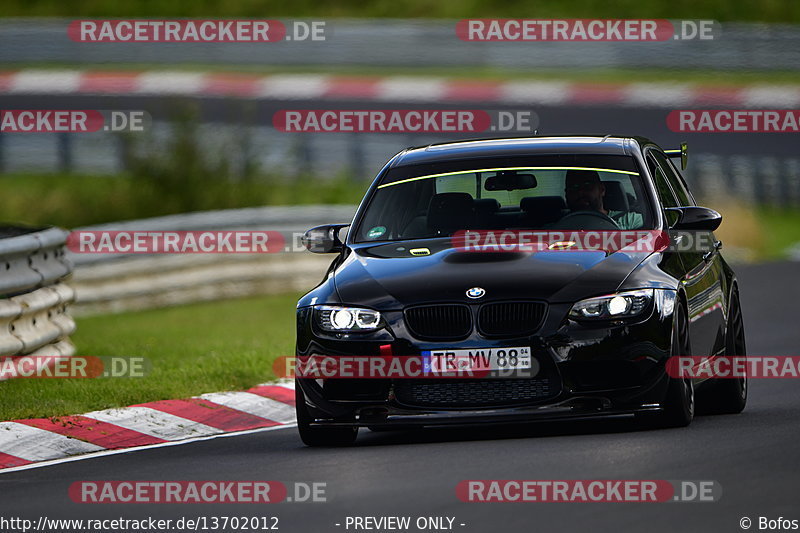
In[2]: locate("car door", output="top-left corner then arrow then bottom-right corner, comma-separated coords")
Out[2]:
648,149 -> 726,358
645,152 -> 687,308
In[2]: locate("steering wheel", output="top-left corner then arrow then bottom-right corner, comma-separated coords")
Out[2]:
551,210 -> 620,230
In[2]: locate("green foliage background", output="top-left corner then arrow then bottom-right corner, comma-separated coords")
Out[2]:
2,0 -> 797,23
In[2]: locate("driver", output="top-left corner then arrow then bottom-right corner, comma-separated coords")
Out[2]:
564,169 -> 643,230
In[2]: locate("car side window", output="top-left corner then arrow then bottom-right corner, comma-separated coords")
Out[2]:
646,154 -> 679,208
653,151 -> 694,206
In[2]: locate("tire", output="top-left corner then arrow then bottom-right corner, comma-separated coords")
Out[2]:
637,301 -> 694,428
699,288 -> 748,415
295,384 -> 358,447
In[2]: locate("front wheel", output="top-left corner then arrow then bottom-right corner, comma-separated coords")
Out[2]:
295,384 -> 358,447
637,302 -> 694,428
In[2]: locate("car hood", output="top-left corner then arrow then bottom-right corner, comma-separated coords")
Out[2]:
333,242 -> 652,308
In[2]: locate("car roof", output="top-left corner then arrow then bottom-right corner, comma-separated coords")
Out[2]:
389,135 -> 655,167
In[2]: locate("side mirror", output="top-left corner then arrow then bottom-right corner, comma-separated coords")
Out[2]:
664,206 -> 722,231
302,224 -> 349,253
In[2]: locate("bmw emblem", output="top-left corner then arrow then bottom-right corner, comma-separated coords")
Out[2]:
466,287 -> 486,299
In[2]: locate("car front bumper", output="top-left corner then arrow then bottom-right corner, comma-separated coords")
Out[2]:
295,297 -> 676,428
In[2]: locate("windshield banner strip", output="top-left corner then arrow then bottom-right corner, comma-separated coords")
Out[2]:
378,166 -> 640,189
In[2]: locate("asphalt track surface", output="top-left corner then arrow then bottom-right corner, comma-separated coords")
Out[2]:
0,261 -> 798,533
2,94 -> 798,158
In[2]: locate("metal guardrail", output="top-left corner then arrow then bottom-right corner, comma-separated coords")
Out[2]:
68,205 -> 357,315
0,226 -> 76,370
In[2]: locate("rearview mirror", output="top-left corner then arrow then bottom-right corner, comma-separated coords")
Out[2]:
664,206 -> 721,231
485,172 -> 537,191
301,224 -> 349,253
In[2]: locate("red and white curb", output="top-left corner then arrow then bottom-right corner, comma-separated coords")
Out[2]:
0,381 -> 295,471
1,69 -> 799,107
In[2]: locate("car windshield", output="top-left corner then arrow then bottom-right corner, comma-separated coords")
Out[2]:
354,154 -> 654,243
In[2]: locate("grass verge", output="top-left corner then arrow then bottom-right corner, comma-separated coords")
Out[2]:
0,292 -> 300,421
752,206 -> 800,260
701,199 -> 800,261
0,173 -> 365,228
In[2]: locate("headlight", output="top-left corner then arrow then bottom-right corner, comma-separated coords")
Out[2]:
569,289 -> 654,320
315,306 -> 382,332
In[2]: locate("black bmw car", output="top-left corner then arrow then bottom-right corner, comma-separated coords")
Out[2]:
294,136 -> 747,446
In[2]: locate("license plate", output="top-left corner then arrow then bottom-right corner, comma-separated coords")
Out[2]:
422,346 -> 531,375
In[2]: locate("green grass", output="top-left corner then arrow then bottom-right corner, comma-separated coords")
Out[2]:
0,292 -> 301,421
2,0 -> 798,23
0,172 -> 365,228
756,207 -> 800,260
698,198 -> 800,261
4,64 -> 800,86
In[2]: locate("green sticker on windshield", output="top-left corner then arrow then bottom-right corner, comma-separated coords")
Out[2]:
367,226 -> 386,239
